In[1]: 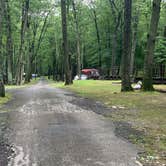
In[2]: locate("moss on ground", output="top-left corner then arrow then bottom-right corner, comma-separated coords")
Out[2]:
52,80 -> 166,165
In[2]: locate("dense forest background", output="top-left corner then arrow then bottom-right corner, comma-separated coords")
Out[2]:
0,0 -> 166,90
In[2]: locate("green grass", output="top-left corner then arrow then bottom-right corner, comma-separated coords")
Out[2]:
6,77 -> 40,90
0,93 -> 11,110
154,84 -> 166,91
52,80 -> 166,164
54,80 -> 121,97
0,78 -> 39,110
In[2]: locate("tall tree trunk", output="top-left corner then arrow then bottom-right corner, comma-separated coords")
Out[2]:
52,40 -> 57,81
5,0 -> 13,84
164,26 -> 166,38
32,11 -> 50,62
92,9 -> 102,69
111,33 -> 117,77
61,0 -> 73,85
121,0 -> 133,92
26,52 -> 31,83
52,51 -> 56,81
16,0 -> 29,85
72,0 -> 81,79
105,21 -> 111,75
25,22 -> 38,83
109,0 -> 121,78
0,0 -> 5,97
130,12 -> 139,80
143,0 -> 161,91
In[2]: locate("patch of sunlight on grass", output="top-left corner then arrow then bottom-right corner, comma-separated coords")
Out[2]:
154,84 -> 166,91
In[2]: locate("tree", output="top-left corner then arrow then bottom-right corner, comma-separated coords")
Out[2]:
109,0 -> 122,78
143,0 -> 162,91
121,0 -> 133,92
25,9 -> 51,82
4,0 -> 13,84
72,0 -> 81,79
91,6 -> 102,69
61,0 -> 73,85
0,0 -> 165,86
130,4 -> 139,80
0,0 -> 5,97
154,26 -> 166,64
16,0 -> 30,85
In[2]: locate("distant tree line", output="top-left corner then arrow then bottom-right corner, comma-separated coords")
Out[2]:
0,0 -> 165,96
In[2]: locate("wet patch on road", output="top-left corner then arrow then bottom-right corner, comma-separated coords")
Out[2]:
70,96 -> 111,116
0,113 -> 14,166
113,121 -> 145,142
70,96 -> 145,144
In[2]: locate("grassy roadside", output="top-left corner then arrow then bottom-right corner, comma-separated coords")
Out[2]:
0,94 -> 11,109
5,77 -> 40,90
154,85 -> 166,92
52,80 -> 166,165
0,78 -> 40,109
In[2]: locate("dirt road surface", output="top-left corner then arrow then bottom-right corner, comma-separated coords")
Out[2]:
0,80 -> 141,166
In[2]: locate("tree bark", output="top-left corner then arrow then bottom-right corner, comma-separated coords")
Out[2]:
164,26 -> 166,38
16,0 -> 29,85
25,21 -> 38,83
4,0 -> 13,84
92,8 -> 102,69
72,0 -> 81,79
61,0 -> 73,85
32,11 -> 51,62
0,0 -> 5,97
143,0 -> 161,91
52,49 -> 57,81
130,11 -> 139,80
109,0 -> 122,78
121,0 -> 133,92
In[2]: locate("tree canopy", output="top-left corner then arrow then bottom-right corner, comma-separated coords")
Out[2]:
0,0 -> 165,94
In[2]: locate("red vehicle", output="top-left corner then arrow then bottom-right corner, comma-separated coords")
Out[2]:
81,69 -> 100,79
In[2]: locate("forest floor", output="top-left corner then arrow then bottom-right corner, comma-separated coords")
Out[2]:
52,80 -> 166,166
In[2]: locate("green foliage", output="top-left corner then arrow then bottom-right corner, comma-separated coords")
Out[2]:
155,37 -> 166,63
0,0 -> 166,80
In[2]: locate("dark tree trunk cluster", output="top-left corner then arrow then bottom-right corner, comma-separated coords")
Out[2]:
61,0 -> 73,85
0,0 -> 163,93
72,0 -> 81,79
109,0 -> 122,78
16,0 -> 30,85
121,0 -> 133,91
143,0 -> 162,91
0,0 -> 5,97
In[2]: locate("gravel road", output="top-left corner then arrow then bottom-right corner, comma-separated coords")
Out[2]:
0,80 -> 141,166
